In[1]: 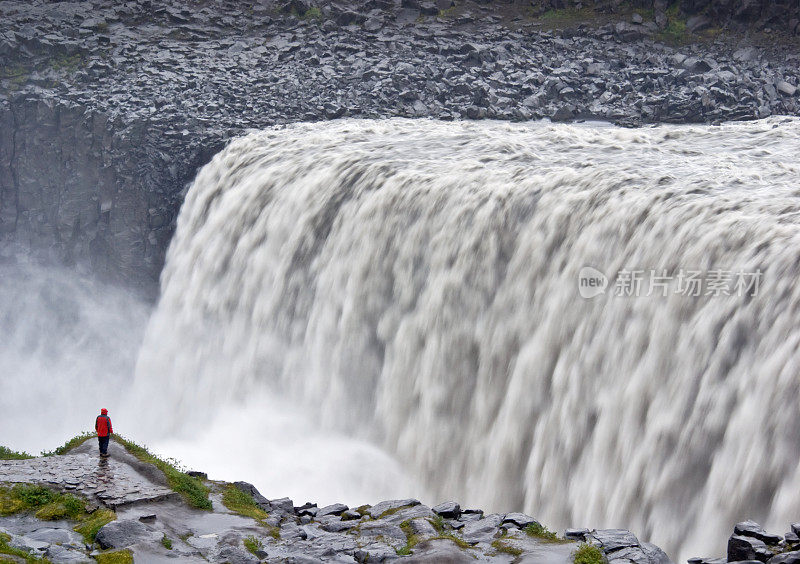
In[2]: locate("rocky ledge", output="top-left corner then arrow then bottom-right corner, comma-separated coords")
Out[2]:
1,0 -> 799,290
1,438 -> 673,563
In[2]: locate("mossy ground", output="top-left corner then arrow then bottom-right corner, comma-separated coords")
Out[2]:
0,446 -> 33,460
93,549 -> 133,564
113,435 -> 212,510
0,531 -> 51,563
525,522 -> 570,543
574,542 -> 606,564
243,535 -> 263,555
0,485 -> 116,544
219,485 -> 279,539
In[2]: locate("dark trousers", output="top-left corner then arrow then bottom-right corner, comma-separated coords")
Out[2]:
98,435 -> 110,455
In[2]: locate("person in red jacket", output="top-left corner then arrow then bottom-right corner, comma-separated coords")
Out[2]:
95,408 -> 113,458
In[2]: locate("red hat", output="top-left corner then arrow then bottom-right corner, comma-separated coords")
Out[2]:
101,408 -> 108,414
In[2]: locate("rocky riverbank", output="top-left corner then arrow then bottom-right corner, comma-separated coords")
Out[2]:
1,0 -> 799,290
2,438 -> 800,563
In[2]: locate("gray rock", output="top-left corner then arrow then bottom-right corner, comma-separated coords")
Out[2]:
777,81 -> 797,96
233,481 -> 270,510
432,501 -> 461,519
408,517 -> 438,537
735,521 -> 784,545
461,513 -> 504,544
46,544 -> 94,564
566,528 -> 590,540
357,521 -> 407,543
269,497 -> 294,514
28,528 -> 83,546
367,498 -> 420,519
95,519 -> 156,549
769,552 -> 800,564
589,529 -> 640,551
728,535 -> 773,563
407,538 -> 475,562
502,513 -> 537,528
317,503 -> 348,517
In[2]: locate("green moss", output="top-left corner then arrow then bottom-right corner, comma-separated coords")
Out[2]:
378,504 -> 414,519
243,535 -> 263,555
1,484 -> 112,542
221,485 -> 269,522
434,532 -> 473,550
355,505 -> 371,516
34,495 -> 84,521
524,522 -> 569,543
47,54 -> 84,74
73,508 -> 116,544
41,432 -> 95,456
114,436 -> 212,510
574,543 -> 606,564
94,549 -> 133,564
429,515 -> 445,534
160,534 -> 173,550
303,6 -> 322,19
1,531 -> 52,563
396,520 -> 421,555
492,538 -> 523,556
539,7 -> 593,23
438,6 -> 457,18
0,446 -> 34,460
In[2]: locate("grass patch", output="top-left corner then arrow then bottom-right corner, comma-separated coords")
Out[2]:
221,485 -> 269,523
429,514 -> 445,534
1,531 -> 52,562
525,522 -> 569,543
94,549 -> 133,564
0,485 -> 116,544
47,53 -> 84,74
221,485 -> 279,539
378,504 -> 414,519
657,17 -> 687,43
114,435 -> 211,510
396,520 -> 421,555
243,535 -> 263,555
73,508 -> 116,543
161,534 -> 172,550
492,538 -> 523,556
41,432 -> 95,456
539,7 -> 594,24
0,446 -> 33,460
355,504 -> 371,517
303,6 -> 322,19
574,543 -> 605,564
435,532 -> 473,550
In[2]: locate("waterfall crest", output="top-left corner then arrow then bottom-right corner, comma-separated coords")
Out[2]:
134,118 -> 800,560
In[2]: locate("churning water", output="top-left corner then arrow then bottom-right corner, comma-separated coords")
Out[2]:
4,117 -> 800,561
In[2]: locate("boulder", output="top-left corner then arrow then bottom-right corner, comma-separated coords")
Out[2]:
316,503 -> 348,517
269,497 -> 294,514
502,513 -> 537,528
367,499 -> 420,519
432,501 -> 461,519
233,481 -> 270,510
95,519 -> 156,549
735,521 -> 784,545
728,535 -> 773,563
589,529 -> 641,551
769,552 -> 800,564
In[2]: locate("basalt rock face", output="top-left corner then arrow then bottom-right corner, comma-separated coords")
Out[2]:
1,0 -> 799,288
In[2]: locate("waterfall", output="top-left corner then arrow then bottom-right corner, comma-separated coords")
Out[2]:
132,117 -> 800,560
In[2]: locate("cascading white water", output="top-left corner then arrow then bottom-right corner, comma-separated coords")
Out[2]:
133,117 -> 800,561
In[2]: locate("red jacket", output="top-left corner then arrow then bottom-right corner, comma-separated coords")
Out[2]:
95,414 -> 113,437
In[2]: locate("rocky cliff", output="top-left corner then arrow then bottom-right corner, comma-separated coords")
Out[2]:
1,0 -> 799,289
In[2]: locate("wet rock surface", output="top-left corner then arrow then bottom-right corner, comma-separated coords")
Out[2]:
689,519 -> 800,564
1,0 -> 799,290
1,439 -> 674,562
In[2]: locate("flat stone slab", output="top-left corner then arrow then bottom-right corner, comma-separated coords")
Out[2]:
0,443 -> 177,508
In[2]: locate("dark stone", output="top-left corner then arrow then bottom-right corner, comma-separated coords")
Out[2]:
317,503 -> 348,517
728,535 -> 773,563
769,552 -> 800,564
589,529 -> 640,551
566,528 -> 590,540
502,513 -> 537,528
432,501 -> 461,519
735,521 -> 784,545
